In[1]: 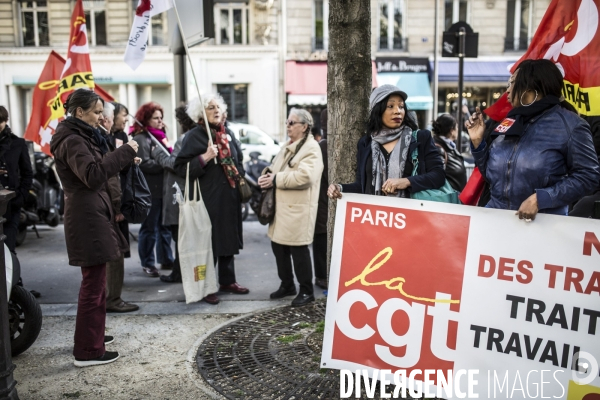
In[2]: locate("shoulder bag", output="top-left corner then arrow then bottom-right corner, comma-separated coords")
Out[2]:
238,177 -> 253,203
257,166 -> 275,225
120,163 -> 152,223
409,131 -> 460,204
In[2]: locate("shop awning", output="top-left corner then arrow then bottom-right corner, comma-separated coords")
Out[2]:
286,61 -> 378,105
376,72 -> 433,110
434,60 -> 515,82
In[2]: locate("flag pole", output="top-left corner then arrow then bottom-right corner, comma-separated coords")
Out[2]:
172,0 -> 216,163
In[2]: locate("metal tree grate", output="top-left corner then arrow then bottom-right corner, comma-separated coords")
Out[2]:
195,300 -> 424,400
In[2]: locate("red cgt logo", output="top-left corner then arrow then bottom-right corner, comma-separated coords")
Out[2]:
331,203 -> 470,376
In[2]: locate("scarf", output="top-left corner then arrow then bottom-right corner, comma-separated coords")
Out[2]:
128,126 -> 173,153
211,123 -> 240,188
492,95 -> 561,138
371,125 -> 413,196
66,117 -> 109,155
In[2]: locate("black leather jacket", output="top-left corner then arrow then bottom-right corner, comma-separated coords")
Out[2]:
434,135 -> 467,192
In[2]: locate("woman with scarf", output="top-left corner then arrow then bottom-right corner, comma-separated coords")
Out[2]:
174,94 -> 250,305
130,102 -> 175,277
466,59 -> 600,221
50,89 -> 138,367
327,84 -> 445,200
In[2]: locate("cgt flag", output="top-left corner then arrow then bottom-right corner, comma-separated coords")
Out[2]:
124,0 -> 174,70
24,0 -> 111,155
486,0 -> 600,120
23,51 -> 113,155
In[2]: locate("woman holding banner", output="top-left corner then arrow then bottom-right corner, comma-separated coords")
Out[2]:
327,84 -> 445,199
465,59 -> 600,221
51,89 -> 138,367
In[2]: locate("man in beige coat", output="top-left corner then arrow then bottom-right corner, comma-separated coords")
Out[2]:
258,108 -> 324,307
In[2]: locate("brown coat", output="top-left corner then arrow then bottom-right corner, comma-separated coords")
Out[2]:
50,118 -> 136,267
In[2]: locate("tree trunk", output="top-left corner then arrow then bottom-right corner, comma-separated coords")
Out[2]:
326,0 -> 371,272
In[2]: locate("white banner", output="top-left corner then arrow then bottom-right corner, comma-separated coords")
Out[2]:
321,193 -> 600,399
124,0 -> 174,70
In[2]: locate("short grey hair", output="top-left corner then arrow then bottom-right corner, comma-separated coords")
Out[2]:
289,108 -> 313,134
102,101 -> 115,118
186,93 -> 228,122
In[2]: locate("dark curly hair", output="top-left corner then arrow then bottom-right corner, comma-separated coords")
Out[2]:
432,114 -> 457,138
366,94 -> 418,134
175,104 -> 196,133
132,102 -> 164,134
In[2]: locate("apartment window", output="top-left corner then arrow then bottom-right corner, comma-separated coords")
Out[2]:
444,0 -> 468,30
83,1 -> 107,45
217,84 -> 248,123
505,0 -> 532,51
378,0 -> 405,51
313,0 -> 328,51
215,3 -> 249,45
20,1 -> 49,47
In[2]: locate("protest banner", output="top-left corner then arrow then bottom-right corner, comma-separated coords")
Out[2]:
321,193 -> 600,399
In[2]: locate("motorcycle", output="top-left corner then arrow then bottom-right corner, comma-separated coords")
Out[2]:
16,151 -> 63,247
243,151 -> 270,221
4,244 -> 43,356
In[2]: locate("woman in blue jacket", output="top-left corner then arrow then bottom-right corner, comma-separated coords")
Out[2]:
466,59 -> 600,221
327,85 -> 445,199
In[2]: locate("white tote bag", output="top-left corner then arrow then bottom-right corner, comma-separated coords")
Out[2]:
178,163 -> 219,303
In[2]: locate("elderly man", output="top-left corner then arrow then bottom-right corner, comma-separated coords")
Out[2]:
101,102 -> 139,313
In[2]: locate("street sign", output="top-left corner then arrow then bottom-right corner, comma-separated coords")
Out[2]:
442,21 -> 478,58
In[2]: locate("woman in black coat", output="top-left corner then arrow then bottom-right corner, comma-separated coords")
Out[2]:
174,94 -> 250,305
327,85 -> 445,199
432,114 -> 467,192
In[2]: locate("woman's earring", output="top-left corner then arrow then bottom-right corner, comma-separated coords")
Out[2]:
520,90 -> 538,107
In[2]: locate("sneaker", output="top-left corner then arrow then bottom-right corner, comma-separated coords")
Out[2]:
74,351 -> 120,367
142,266 -> 160,277
104,336 -> 114,345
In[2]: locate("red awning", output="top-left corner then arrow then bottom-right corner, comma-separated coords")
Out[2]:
286,61 -> 378,105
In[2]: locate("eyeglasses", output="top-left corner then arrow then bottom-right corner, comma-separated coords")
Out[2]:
286,120 -> 304,126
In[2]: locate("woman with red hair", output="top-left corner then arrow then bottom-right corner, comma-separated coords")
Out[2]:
131,102 -> 175,277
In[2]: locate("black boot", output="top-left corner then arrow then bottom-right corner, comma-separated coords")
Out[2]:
160,261 -> 182,283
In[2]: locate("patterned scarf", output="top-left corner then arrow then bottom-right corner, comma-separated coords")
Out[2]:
371,125 -> 412,197
212,124 -> 240,188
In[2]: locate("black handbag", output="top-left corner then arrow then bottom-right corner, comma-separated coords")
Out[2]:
257,187 -> 275,225
238,177 -> 252,203
120,163 -> 152,224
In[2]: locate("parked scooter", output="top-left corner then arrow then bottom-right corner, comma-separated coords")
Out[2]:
4,244 -> 43,356
16,151 -> 63,247
243,151 -> 270,221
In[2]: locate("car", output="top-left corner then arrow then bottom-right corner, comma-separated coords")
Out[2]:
227,122 -> 282,163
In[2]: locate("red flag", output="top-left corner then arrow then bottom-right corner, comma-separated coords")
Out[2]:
486,0 -> 600,120
24,0 -> 113,155
23,50 -> 113,155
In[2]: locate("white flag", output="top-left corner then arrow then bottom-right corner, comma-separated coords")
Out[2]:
124,0 -> 174,70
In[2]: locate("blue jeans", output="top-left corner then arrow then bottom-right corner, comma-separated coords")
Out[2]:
137,198 -> 174,268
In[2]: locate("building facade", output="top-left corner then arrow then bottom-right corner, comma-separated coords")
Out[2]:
1,0 -> 552,141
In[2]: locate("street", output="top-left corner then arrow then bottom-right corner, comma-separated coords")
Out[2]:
17,214 -> 326,308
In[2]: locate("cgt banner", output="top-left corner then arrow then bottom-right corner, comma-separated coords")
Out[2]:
321,193 -> 600,399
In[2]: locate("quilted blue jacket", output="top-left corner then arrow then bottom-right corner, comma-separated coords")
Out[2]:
472,105 -> 600,215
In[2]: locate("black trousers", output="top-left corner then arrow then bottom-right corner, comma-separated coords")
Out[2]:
214,255 -> 236,286
271,241 -> 313,295
312,233 -> 328,280
3,206 -> 20,254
